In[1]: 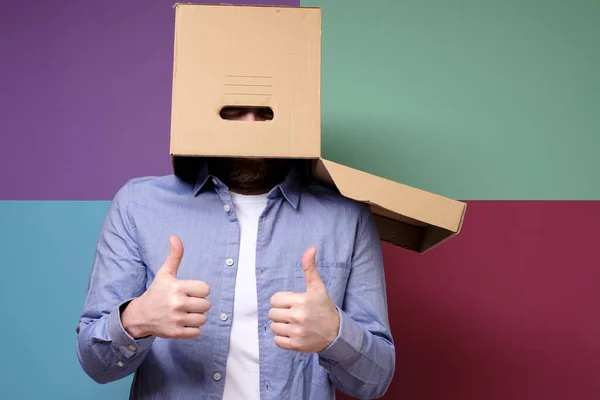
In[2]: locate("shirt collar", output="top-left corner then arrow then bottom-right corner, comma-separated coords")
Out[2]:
192,161 -> 212,195
193,160 -> 301,210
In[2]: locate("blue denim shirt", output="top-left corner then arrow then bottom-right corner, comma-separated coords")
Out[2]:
76,163 -> 395,399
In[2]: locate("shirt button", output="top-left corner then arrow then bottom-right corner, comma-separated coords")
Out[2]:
117,361 -> 124,368
220,313 -> 228,321
128,345 -> 137,352
224,204 -> 231,212
213,372 -> 222,381
226,258 -> 234,266
212,178 -> 218,185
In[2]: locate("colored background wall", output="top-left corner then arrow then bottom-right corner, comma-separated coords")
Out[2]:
0,0 -> 598,399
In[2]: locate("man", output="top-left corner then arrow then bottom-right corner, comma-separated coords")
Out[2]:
76,107 -> 395,399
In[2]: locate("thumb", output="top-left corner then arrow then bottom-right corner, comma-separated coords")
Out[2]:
302,247 -> 324,292
160,235 -> 184,278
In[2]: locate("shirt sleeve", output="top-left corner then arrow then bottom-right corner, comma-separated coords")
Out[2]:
75,180 -> 155,384
317,206 -> 396,399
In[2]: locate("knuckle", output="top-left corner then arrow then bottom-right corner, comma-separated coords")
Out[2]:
290,339 -> 301,351
170,281 -> 184,294
171,326 -> 184,338
276,337 -> 286,349
295,297 -> 307,308
292,311 -> 306,324
294,325 -> 306,338
170,298 -> 185,311
169,314 -> 183,325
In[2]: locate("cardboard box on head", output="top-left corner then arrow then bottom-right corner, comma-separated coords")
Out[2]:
169,3 -> 467,254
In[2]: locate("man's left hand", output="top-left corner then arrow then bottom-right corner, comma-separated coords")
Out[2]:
268,247 -> 340,353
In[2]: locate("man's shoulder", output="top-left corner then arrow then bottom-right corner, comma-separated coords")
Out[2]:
112,174 -> 191,204
302,179 -> 370,216
125,173 -> 183,190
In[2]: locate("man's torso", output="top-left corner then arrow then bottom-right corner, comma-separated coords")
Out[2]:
125,173 -> 368,400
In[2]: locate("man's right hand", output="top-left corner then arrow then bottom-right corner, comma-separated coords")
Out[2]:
121,235 -> 211,340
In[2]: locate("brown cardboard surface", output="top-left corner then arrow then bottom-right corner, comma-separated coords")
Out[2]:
311,159 -> 466,253
168,3 -> 467,253
170,3 -> 321,158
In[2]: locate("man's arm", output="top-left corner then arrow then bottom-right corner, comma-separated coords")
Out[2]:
317,208 -> 396,399
76,181 -> 155,384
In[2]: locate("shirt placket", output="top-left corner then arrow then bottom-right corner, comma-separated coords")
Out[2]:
210,180 -> 241,396
256,194 -> 280,399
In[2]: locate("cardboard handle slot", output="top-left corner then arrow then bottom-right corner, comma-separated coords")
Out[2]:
219,106 -> 274,121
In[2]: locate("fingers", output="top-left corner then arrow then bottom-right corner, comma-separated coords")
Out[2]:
268,308 -> 293,323
274,335 -> 294,351
171,327 -> 201,340
185,297 -> 211,314
270,291 -> 299,309
270,322 -> 293,337
272,322 -> 297,351
180,280 -> 210,298
182,312 -> 208,328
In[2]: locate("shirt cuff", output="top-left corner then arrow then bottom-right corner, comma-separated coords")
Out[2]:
107,299 -> 156,359
317,306 -> 364,363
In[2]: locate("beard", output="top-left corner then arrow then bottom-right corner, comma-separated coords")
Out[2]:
207,157 -> 293,194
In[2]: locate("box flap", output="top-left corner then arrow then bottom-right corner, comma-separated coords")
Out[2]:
312,159 -> 466,253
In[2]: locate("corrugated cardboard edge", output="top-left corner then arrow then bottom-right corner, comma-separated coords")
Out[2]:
172,3 -> 321,10
419,203 -> 467,254
313,158 -> 467,254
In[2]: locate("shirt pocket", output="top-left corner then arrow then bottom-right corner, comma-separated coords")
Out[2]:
293,260 -> 351,307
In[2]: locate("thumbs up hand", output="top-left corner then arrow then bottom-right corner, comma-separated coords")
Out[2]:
268,247 -> 340,353
121,235 -> 211,340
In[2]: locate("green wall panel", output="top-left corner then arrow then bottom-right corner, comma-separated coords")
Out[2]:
304,0 -> 600,200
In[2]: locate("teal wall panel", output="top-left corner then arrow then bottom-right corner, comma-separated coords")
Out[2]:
305,0 -> 600,200
0,202 -> 130,399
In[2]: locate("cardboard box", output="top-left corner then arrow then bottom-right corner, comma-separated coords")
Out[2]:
169,3 -> 466,253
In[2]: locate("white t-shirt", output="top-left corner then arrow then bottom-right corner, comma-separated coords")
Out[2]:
222,192 -> 267,400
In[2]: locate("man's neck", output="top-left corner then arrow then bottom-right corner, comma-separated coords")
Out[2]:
207,158 -> 294,196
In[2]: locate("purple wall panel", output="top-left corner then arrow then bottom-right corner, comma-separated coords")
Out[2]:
0,0 -> 299,200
